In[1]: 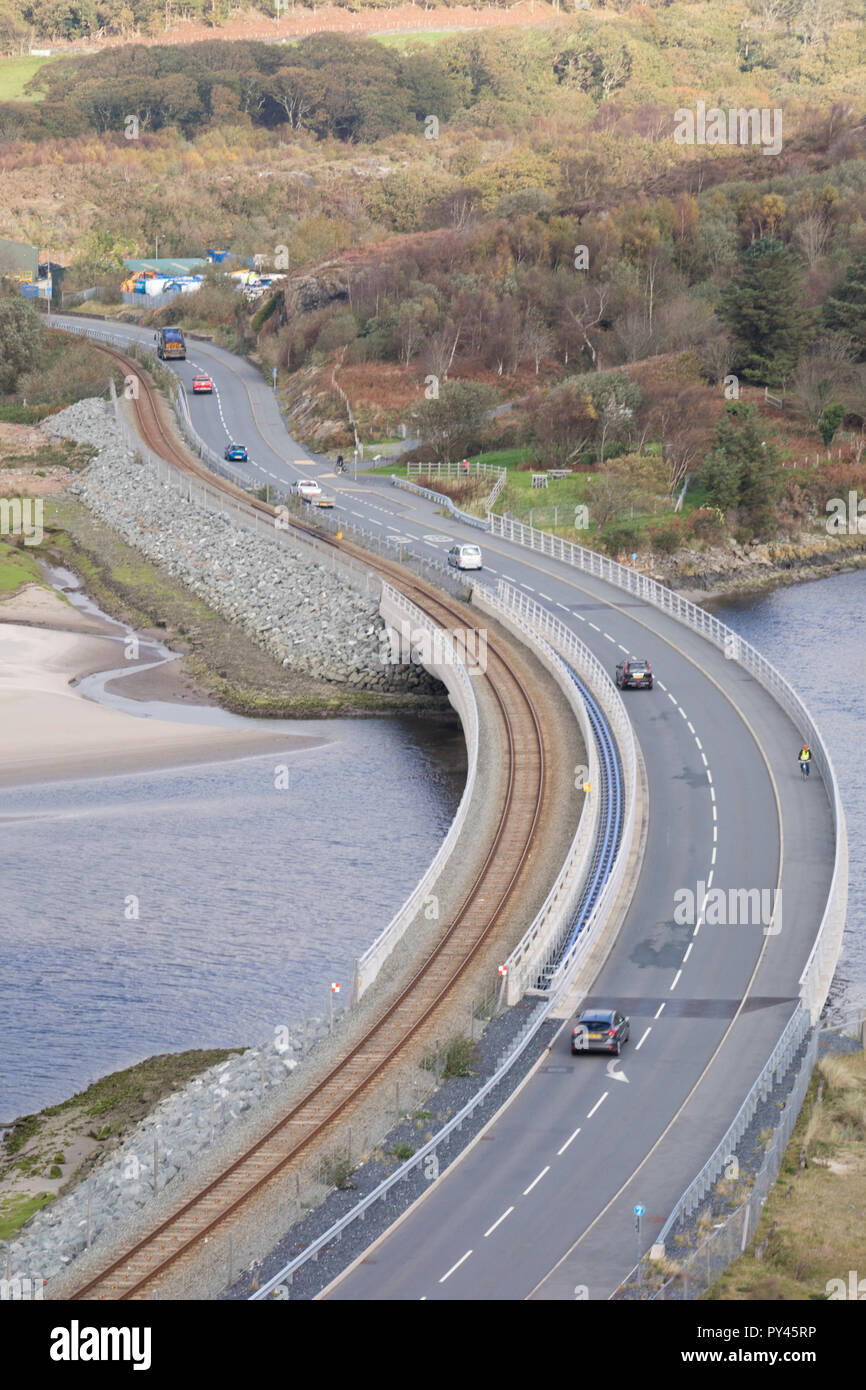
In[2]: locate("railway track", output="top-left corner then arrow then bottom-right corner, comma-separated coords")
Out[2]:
63,345 -> 548,1300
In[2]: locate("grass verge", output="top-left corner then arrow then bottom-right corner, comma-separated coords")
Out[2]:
707,1049 -> 866,1300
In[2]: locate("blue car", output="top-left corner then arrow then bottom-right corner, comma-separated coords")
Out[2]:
224,444 -> 248,462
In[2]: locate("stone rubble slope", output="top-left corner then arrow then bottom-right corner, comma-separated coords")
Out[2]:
6,1022 -> 334,1283
44,397 -> 436,694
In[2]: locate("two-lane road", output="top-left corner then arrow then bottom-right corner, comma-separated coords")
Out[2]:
56,316 -> 836,1298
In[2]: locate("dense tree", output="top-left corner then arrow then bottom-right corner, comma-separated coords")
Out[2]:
0,298 -> 44,395
719,238 -> 812,387
525,379 -> 596,466
410,379 -> 497,461
823,253 -> 866,361
701,404 -> 781,531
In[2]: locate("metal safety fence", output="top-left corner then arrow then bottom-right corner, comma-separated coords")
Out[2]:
630,1007 -> 864,1298
488,513 -> 847,1025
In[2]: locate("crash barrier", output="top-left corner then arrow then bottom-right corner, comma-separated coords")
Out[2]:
476,584 -> 638,1005
487,513 -> 847,1025
354,582 -> 480,999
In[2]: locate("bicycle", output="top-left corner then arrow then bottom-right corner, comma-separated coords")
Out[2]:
799,757 -> 811,779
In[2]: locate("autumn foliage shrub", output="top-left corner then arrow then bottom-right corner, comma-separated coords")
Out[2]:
648,517 -> 686,554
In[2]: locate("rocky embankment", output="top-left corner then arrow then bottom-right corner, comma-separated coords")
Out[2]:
43,399 -> 437,697
4,1023 -> 335,1284
645,531 -> 866,599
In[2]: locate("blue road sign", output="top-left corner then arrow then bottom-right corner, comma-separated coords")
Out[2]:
634,1204 -> 645,1216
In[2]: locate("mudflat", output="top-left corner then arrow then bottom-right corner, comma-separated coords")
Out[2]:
0,603 -> 325,790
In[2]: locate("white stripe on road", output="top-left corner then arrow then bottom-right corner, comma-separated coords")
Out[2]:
635,1028 -> 651,1051
523,1166 -> 550,1196
484,1207 -> 514,1238
670,969 -> 682,991
439,1250 -> 473,1283
586,1092 -> 608,1119
557,1127 -> 581,1156
655,1002 -> 666,1018
539,592 -> 552,601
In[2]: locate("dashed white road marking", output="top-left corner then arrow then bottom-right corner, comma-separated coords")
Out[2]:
670,970 -> 682,991
556,602 -> 569,611
687,721 -> 695,734
484,1207 -> 514,1238
618,643 -> 629,653
557,1127 -> 581,1156
667,692 -> 677,704
711,847 -> 717,864
439,1250 -> 473,1284
586,1092 -> 608,1119
656,680 -> 667,691
589,622 -> 600,632
539,592 -> 553,601
683,943 -> 693,963
695,736 -> 702,750
654,1002 -> 666,1019
523,1166 -> 550,1195
603,632 -> 615,643
503,574 -> 517,582
635,1028 -> 651,1051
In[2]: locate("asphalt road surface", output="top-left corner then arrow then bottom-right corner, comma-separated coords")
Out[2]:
57,317 -> 836,1298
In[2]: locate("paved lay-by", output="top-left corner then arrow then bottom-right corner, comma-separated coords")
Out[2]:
56,317 -> 836,1299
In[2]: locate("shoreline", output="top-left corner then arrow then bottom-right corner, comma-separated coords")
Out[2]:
0,585 -> 328,790
651,534 -> 866,608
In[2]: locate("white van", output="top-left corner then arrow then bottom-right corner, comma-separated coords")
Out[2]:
447,543 -> 483,571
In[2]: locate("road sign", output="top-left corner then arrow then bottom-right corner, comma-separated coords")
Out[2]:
634,1204 -> 645,1216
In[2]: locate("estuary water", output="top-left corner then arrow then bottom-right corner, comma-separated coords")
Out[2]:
710,568 -> 866,1024
1,717 -> 465,1119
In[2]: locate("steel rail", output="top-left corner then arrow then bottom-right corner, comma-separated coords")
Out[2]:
62,348 -> 547,1301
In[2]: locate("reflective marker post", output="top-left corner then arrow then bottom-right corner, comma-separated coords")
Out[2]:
273,367 -> 277,392
634,1204 -> 644,1286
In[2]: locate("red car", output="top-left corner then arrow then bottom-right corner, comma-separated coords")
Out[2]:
192,375 -> 213,394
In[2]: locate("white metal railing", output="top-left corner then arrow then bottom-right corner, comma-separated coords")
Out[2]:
407,461 -> 504,480
482,584 -> 638,1001
355,582 -> 479,997
487,513 -> 847,1022
403,460 -> 507,515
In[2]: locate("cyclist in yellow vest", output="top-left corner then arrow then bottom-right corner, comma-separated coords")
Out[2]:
798,744 -> 812,777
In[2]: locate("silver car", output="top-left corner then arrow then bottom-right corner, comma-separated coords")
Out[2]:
447,544 -> 483,571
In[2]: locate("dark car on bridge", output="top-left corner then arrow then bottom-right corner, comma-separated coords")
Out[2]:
224,443 -> 248,462
615,657 -> 653,690
572,1009 -> 630,1056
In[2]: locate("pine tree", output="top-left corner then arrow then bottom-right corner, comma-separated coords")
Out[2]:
701,404 -> 781,532
720,237 -> 813,387
823,252 -> 866,360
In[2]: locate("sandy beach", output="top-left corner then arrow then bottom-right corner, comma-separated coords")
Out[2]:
0,585 -> 326,788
